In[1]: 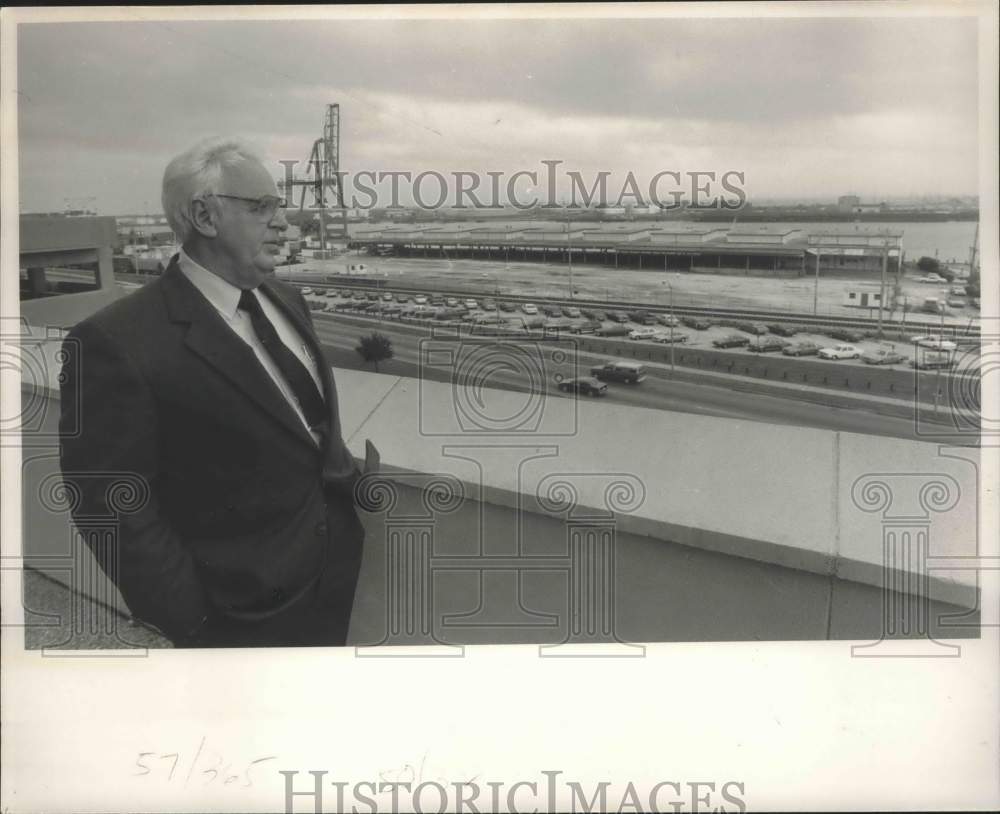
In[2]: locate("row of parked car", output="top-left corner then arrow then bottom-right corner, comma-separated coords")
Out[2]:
307,286 -> 963,370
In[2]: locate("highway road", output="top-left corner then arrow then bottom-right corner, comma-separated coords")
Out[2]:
311,312 -> 978,445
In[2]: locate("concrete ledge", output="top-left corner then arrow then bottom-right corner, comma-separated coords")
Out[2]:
336,369 -> 980,610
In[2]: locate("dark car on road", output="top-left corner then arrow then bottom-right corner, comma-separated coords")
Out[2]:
748,337 -> 790,353
542,304 -> 562,317
607,311 -> 631,323
782,341 -> 821,357
712,334 -> 751,348
590,362 -> 646,384
767,323 -> 799,337
557,377 -> 608,397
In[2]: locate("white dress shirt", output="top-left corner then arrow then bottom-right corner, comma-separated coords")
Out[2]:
178,249 -> 324,444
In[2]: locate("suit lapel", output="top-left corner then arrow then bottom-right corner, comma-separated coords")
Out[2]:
160,261 -> 316,450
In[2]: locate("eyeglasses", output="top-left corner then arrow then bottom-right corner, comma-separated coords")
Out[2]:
211,193 -> 287,218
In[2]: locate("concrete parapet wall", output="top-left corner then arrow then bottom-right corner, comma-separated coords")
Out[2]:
18,353 -> 981,644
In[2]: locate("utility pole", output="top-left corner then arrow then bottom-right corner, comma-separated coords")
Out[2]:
664,279 -> 675,373
813,249 -> 821,316
877,247 -> 887,337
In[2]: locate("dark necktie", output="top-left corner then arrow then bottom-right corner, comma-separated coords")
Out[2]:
237,289 -> 327,436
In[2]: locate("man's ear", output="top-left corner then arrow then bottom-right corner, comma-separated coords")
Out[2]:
189,197 -> 218,238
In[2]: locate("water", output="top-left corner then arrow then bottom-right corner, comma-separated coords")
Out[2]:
758,220 -> 978,265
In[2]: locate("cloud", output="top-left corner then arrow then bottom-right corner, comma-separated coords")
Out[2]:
14,14 -> 979,212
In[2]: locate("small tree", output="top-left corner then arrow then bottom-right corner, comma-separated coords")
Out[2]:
916,256 -> 941,274
355,332 -> 394,373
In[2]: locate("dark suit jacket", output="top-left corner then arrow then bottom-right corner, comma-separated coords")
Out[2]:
58,257 -> 365,643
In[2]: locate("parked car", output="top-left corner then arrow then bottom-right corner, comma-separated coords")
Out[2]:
580,308 -> 598,319
472,314 -> 507,325
557,377 -> 608,397
353,292 -> 367,301
464,299 -> 479,310
782,341 -> 821,357
818,344 -> 861,360
917,274 -> 946,283
430,295 -> 445,306
325,288 -> 339,297
947,298 -> 966,308
628,327 -> 660,341
482,298 -> 496,311
767,323 -> 798,337
591,310 -> 608,321
563,306 -> 582,318
607,311 -> 631,323
570,320 -> 601,335
542,304 -> 562,317
681,316 -> 712,331
712,334 -> 750,349
748,337 -> 790,353
445,297 -> 459,307
396,293 -> 410,303
595,324 -> 631,338
590,362 -> 646,384
299,287 -> 314,295
545,317 -> 574,331
651,331 -> 689,344
629,310 -> 658,325
861,347 -> 907,365
736,321 -> 768,336
413,294 -> 429,305
366,292 -> 380,301
382,292 -> 394,301
910,335 -> 958,352
971,298 -> 980,309
521,303 -> 539,315
498,301 -> 516,312
950,285 -> 967,296
827,328 -> 864,343
911,351 -> 956,370
654,313 -> 680,327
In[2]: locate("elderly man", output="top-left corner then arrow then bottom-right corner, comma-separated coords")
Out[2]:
59,137 -> 373,648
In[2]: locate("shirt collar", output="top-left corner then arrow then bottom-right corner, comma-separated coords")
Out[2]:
177,247 -> 246,321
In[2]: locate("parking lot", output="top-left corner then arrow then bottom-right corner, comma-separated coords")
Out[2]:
302,286 -> 976,373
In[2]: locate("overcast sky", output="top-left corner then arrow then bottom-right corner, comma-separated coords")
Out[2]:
15,14 -> 980,214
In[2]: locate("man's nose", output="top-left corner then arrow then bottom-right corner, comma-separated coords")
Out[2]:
271,206 -> 289,230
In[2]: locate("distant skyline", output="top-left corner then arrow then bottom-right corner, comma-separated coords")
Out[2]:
15,13 -> 980,214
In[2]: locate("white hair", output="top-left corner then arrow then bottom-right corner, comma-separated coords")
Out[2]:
161,136 -> 264,243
